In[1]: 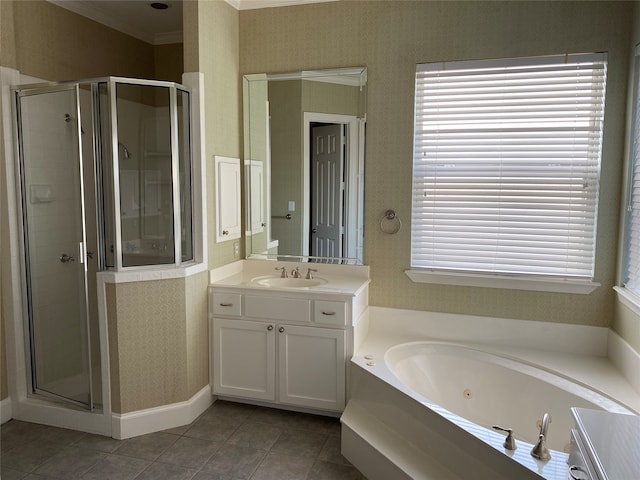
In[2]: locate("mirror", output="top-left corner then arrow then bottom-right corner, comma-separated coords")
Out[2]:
243,67 -> 367,264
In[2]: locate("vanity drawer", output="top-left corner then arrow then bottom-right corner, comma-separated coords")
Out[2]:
245,295 -> 311,322
314,300 -> 347,326
211,293 -> 243,317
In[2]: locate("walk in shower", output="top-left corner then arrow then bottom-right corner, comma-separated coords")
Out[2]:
13,77 -> 193,411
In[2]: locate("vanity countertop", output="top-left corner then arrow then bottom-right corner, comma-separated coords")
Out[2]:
209,259 -> 370,296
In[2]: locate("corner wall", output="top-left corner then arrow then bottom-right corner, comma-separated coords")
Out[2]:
191,0 -> 242,269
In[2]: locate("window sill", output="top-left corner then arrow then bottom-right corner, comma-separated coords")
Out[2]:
405,269 -> 600,294
613,286 -> 640,317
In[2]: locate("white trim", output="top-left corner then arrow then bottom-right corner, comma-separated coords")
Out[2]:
405,269 -> 600,294
227,0 -> 339,10
97,262 -> 207,284
264,67 -> 366,86
1,398 -> 13,424
12,396 -> 110,434
111,385 -> 213,440
607,330 -> 640,396
154,31 -> 183,45
182,72 -> 208,269
614,285 -> 640,317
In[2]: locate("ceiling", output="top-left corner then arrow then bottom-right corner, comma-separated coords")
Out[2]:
48,0 -> 337,46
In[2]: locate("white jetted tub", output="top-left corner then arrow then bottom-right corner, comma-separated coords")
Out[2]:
341,307 -> 640,480
384,341 -> 632,452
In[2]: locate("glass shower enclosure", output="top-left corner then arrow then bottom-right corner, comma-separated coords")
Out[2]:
14,77 -> 193,410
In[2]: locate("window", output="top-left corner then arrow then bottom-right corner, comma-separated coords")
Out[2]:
621,46 -> 640,298
410,53 -> 607,286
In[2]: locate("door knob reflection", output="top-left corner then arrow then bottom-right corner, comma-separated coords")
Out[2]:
59,253 -> 75,263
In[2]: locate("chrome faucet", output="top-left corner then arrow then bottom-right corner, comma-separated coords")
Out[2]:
275,266 -> 288,278
291,267 -> 301,278
531,413 -> 551,460
306,268 -> 318,279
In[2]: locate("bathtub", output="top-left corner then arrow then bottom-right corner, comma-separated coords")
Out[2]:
385,341 -> 632,452
341,307 -> 640,480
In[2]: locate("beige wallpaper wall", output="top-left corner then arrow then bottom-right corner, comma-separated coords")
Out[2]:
191,0 -> 243,268
5,1 -> 154,81
107,280 -> 187,413
154,43 -> 184,84
240,0 -> 633,328
106,272 -> 208,414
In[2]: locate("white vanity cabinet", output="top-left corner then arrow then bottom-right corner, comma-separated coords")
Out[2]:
209,287 -> 359,413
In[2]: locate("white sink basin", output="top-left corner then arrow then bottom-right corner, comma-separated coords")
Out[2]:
252,276 -> 328,288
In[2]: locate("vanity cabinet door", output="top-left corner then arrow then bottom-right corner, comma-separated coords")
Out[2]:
277,324 -> 346,411
212,318 -> 276,401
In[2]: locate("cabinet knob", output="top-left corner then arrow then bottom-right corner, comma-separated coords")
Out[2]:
222,230 -> 229,235
267,325 -> 274,331
279,327 -> 285,333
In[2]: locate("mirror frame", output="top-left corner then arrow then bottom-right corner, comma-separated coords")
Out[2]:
243,67 -> 367,265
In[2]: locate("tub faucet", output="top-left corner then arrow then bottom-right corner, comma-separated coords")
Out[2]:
275,266 -> 288,278
291,267 -> 301,278
492,425 -> 516,450
530,413 -> 551,460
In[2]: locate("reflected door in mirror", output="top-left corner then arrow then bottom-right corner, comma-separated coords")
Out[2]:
311,123 -> 344,258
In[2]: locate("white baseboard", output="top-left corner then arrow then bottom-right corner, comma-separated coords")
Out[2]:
608,330 -> 640,396
111,385 -> 213,439
1,397 -> 12,424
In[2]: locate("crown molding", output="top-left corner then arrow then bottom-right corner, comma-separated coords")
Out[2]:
154,31 -> 184,45
225,0 -> 338,11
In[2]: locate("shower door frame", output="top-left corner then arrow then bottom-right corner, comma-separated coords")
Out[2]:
14,82 -> 96,411
106,77 -> 187,271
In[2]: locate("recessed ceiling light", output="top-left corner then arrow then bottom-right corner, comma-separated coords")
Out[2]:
150,2 -> 170,10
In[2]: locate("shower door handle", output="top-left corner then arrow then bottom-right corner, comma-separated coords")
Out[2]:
59,253 -> 75,263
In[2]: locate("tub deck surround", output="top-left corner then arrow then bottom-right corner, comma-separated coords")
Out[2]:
343,307 -> 640,480
354,307 -> 640,412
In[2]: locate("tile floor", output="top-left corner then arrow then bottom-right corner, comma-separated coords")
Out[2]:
0,400 -> 366,480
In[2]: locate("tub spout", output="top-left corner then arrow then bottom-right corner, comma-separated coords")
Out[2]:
531,413 -> 551,460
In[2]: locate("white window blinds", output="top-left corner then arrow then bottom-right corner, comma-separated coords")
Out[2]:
623,48 -> 640,294
411,53 -> 607,279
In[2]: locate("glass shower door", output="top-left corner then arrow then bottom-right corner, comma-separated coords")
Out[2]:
16,85 -> 94,409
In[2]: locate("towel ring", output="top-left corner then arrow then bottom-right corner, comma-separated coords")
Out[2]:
380,210 -> 402,234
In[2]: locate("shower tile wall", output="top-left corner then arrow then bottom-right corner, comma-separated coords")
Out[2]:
117,95 -> 143,246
